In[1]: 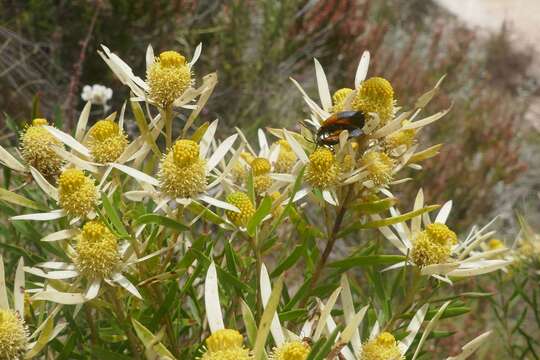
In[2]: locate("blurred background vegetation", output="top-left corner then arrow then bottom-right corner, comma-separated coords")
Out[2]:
0,1 -> 539,356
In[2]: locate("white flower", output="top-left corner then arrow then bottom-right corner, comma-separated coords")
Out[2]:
81,84 -> 113,107
118,119 -> 241,214
0,257 -> 65,358
377,189 -> 512,282
9,165 -> 108,224
98,43 -> 216,111
24,221 -> 166,304
227,128 -> 298,196
338,275 -> 490,360
259,263 -> 343,357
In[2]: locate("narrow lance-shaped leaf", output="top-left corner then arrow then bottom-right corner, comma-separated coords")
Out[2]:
260,263 -> 285,346
412,301 -> 450,360
358,205 -> 440,229
0,187 -> 46,211
253,275 -> 284,360
132,318 -> 176,359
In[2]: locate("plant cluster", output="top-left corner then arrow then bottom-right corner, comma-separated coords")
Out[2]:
0,40 -> 533,360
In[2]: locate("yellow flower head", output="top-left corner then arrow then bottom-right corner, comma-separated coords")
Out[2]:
270,341 -> 310,360
32,118 -> 48,126
0,309 -> 28,360
250,158 -> 272,195
159,51 -> 186,67
147,50 -> 192,107
58,168 -> 97,217
232,163 -> 247,185
488,238 -> 505,250
74,221 -> 120,279
385,121 -> 416,150
241,152 -> 256,165
206,329 -> 244,352
360,332 -> 404,360
341,154 -> 356,173
86,120 -> 128,163
251,158 -> 271,176
201,329 -> 252,360
226,192 -> 255,227
159,139 -> 207,198
275,140 -> 296,173
332,88 -> 353,113
305,148 -> 341,189
201,348 -> 252,360
362,151 -> 394,186
352,77 -> 394,125
411,223 -> 458,268
20,118 -> 63,178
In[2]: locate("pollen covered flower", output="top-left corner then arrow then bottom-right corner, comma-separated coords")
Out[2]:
352,77 -> 394,125
362,151 -> 394,186
226,192 -> 255,227
251,157 -> 272,195
86,120 -> 128,163
360,332 -> 404,360
58,168 -> 97,217
20,118 -> 64,178
332,88 -> 353,113
0,308 -> 28,360
385,121 -> 416,150
159,139 -> 207,198
147,50 -> 192,107
201,329 -> 252,360
341,154 -> 356,173
305,148 -> 341,189
274,140 -> 296,173
74,221 -> 121,279
270,340 -> 310,360
488,238 -> 505,250
241,152 -> 256,165
411,223 -> 458,268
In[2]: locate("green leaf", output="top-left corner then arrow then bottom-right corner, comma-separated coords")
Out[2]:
353,197 -> 397,214
55,334 -> 77,360
88,346 -> 133,360
241,299 -> 258,347
192,249 -> 254,294
247,196 -> 272,236
328,255 -> 406,271
134,214 -> 189,231
188,201 -> 224,225
270,244 -> 304,277
101,192 -> 129,237
308,326 -> 342,360
253,275 -> 284,360
191,122 -> 209,143
278,309 -> 307,322
132,318 -> 176,359
0,187 -> 47,210
408,144 -> 443,164
25,316 -> 55,358
131,100 -> 161,157
353,205 -> 440,229
270,167 -> 305,233
402,306 -> 470,321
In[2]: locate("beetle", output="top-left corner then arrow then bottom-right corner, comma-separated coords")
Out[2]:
316,111 -> 366,146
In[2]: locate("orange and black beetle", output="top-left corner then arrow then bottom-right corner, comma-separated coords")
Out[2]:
316,111 -> 366,146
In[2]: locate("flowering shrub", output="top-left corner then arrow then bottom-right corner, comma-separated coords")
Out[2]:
0,42 -> 523,359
